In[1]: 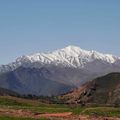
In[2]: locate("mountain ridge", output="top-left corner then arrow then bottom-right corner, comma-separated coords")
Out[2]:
0,46 -> 120,96
0,45 -> 120,73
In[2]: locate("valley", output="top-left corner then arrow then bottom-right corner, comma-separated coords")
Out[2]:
1,0 -> 120,119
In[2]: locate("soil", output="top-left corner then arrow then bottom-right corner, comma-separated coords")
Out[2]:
0,108 -> 119,120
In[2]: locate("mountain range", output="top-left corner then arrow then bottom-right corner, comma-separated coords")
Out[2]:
0,45 -> 120,96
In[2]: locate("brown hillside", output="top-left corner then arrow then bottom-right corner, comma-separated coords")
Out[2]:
61,73 -> 120,106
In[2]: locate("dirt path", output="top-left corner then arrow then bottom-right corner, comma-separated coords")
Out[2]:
36,112 -> 72,117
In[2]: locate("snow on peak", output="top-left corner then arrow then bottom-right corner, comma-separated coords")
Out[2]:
0,45 -> 120,73
14,45 -> 119,68
61,45 -> 86,55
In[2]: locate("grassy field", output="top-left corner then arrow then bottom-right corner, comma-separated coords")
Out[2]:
81,107 -> 120,117
0,116 -> 50,120
0,96 -> 119,119
0,116 -> 49,120
0,96 -> 80,113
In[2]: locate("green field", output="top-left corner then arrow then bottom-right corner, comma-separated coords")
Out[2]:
0,116 -> 49,120
0,96 -> 120,119
81,107 -> 120,117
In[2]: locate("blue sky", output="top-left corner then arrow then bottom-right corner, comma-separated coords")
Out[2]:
0,0 -> 120,64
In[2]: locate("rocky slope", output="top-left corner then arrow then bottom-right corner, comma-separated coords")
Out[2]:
62,73 -> 120,105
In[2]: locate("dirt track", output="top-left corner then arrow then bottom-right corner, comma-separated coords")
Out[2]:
36,112 -> 72,117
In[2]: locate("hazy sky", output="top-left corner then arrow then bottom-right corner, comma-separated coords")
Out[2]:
0,0 -> 120,64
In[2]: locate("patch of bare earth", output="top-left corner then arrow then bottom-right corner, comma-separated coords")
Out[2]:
0,108 -> 119,120
0,108 -> 72,118
35,112 -> 72,118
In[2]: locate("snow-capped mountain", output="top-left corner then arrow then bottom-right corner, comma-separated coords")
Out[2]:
0,46 -> 120,96
14,45 -> 120,67
0,45 -> 120,73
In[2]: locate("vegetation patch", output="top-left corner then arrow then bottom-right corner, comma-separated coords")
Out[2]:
0,116 -> 49,120
82,107 -> 120,117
